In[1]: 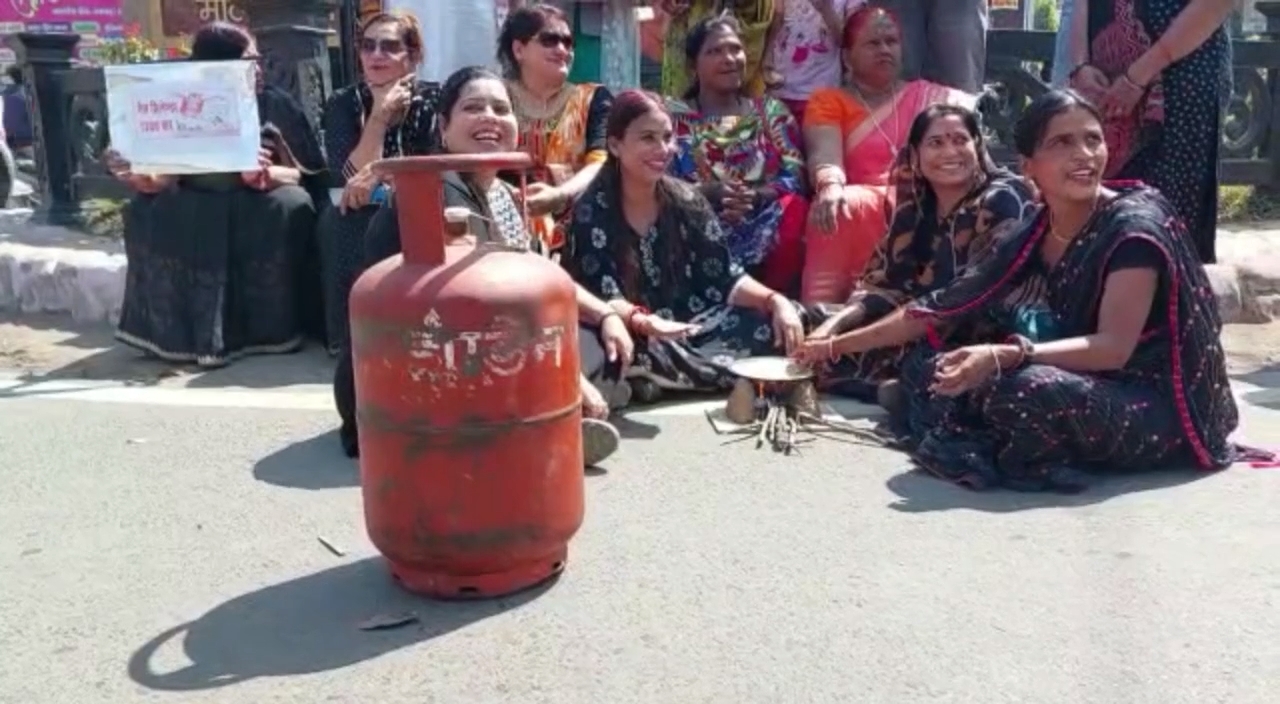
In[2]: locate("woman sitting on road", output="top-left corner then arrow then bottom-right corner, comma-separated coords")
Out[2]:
562,90 -> 808,404
108,21 -> 325,367
667,15 -> 808,295
806,103 -> 1034,402
795,90 -> 1272,493
499,3 -> 613,250
317,11 -> 438,355
802,5 -> 974,303
334,66 -> 633,467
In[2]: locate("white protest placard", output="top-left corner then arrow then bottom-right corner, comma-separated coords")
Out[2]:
104,60 -> 262,175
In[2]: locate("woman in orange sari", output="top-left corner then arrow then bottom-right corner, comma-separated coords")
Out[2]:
801,5 -> 973,304
499,3 -> 613,250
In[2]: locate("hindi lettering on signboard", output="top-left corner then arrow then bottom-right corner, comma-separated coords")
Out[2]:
104,59 -> 262,175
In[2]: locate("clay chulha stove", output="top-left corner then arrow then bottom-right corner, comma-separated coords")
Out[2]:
705,357 -> 884,454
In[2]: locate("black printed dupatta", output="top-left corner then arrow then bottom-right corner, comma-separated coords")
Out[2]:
906,183 -> 1241,470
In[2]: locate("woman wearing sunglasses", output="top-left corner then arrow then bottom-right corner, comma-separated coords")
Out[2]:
317,11 -> 439,355
498,3 -> 613,251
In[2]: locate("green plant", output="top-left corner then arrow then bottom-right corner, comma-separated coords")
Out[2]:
92,23 -> 192,65
1034,0 -> 1059,32
1219,185 -> 1280,223
78,198 -> 126,240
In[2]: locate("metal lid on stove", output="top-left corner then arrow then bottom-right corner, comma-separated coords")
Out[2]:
728,356 -> 815,382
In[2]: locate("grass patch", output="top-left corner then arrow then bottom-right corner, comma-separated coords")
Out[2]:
1219,185 -> 1280,224
77,197 -> 126,240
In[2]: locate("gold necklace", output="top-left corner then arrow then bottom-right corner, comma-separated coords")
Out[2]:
1047,195 -> 1101,244
510,81 -> 569,120
849,80 -> 901,159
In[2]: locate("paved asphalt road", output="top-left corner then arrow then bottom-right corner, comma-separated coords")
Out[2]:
2,370 -> 1280,703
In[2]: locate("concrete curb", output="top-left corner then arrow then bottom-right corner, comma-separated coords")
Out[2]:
0,208 -> 1275,326
0,209 -> 127,324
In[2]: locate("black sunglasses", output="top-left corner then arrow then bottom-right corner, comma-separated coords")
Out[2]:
535,32 -> 574,50
360,37 -> 406,56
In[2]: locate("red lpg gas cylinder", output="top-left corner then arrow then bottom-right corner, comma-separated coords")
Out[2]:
350,153 -> 584,599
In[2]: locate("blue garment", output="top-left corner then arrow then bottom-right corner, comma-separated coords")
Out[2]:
1050,0 -> 1077,86
3,86 -> 32,148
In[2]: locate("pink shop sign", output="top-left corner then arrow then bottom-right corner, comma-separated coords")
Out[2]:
0,0 -> 123,25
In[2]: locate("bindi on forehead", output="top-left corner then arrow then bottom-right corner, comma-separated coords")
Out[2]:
868,10 -> 895,30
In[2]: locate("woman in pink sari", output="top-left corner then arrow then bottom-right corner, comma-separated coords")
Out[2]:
801,5 -> 974,304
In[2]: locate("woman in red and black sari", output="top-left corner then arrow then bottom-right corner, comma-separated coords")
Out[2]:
795,90 -> 1270,493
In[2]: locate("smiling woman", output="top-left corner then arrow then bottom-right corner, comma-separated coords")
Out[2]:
797,103 -> 1034,403
666,15 -> 808,295
561,90 -> 811,404
499,3 -> 614,251
794,89 -> 1272,493
331,66 -> 632,466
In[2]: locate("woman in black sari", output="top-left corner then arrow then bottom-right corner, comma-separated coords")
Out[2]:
108,22 -> 325,367
795,90 -> 1270,493
562,90 -> 807,403
317,11 -> 438,354
807,104 -> 1035,403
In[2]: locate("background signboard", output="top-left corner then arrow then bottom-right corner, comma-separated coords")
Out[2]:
0,0 -> 125,63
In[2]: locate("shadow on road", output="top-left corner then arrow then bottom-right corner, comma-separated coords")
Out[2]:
1241,387 -> 1280,411
254,430 -> 356,489
254,428 -> 625,486
1235,362 -> 1280,391
884,466 -> 1215,514
2,312 -> 115,348
0,312 -> 335,387
182,346 -> 334,389
127,557 -> 554,691
610,414 -> 661,439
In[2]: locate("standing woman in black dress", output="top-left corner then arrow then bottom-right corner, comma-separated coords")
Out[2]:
317,10 -> 438,354
1066,0 -> 1233,263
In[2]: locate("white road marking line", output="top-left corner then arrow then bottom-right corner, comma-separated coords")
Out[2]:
0,374 -> 888,418
0,377 -> 335,410
0,374 -> 1272,421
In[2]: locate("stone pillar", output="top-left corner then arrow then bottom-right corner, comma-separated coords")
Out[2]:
335,0 -> 360,90
241,0 -> 339,133
1255,2 -> 1280,188
6,33 -> 80,224
1258,0 -> 1280,34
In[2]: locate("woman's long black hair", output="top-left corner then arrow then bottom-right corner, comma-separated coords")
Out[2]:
1011,88 -> 1103,158
596,90 -> 690,302
189,21 -> 253,61
902,103 -> 1000,263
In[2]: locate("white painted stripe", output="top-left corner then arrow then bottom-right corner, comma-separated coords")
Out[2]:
0,374 -> 1271,421
0,374 -> 888,419
0,377 -> 335,410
